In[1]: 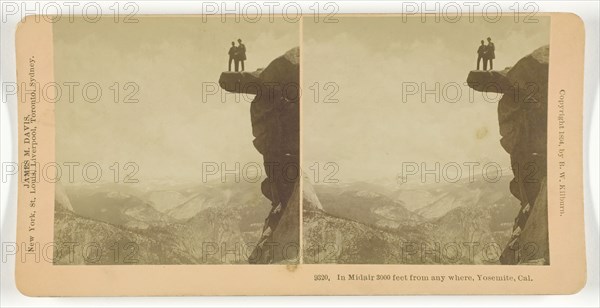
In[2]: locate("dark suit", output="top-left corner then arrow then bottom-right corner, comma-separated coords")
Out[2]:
477,45 -> 486,70
228,46 -> 239,72
237,43 -> 246,71
485,42 -> 495,70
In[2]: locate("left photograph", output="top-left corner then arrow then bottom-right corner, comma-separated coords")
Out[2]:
52,17 -> 300,265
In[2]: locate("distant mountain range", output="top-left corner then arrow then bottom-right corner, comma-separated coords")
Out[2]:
54,180 -> 270,265
54,174 -> 519,265
304,175 -> 520,264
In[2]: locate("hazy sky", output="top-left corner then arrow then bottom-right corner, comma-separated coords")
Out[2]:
302,16 -> 550,183
54,17 -> 299,183
54,16 -> 549,185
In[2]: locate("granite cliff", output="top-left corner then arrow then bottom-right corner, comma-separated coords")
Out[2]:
467,45 -> 550,265
219,47 -> 300,264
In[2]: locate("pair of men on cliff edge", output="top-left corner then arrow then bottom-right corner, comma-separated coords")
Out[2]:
477,37 -> 496,71
228,39 -> 247,72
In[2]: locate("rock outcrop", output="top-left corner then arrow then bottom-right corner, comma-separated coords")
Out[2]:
219,47 -> 300,264
467,45 -> 549,265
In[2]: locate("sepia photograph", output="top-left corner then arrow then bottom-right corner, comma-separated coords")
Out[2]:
302,16 -> 550,265
52,16 -> 552,266
51,17 -> 300,265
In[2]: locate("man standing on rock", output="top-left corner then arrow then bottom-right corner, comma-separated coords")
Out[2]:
237,38 -> 247,71
228,41 -> 239,72
477,40 -> 486,70
485,37 -> 495,70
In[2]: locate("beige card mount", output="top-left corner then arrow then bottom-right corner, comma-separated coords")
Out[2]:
14,13 -> 585,296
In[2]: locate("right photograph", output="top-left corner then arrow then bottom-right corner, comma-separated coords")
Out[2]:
302,16 -> 550,265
